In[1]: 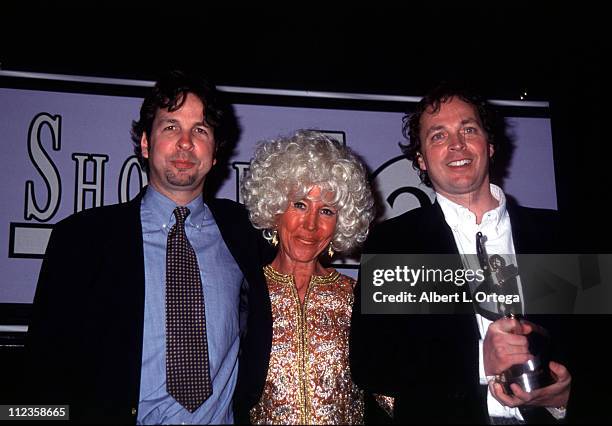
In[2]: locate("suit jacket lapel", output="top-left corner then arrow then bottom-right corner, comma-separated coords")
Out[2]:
427,202 -> 461,254
506,200 -> 527,253
113,191 -> 146,412
414,202 -> 472,314
206,199 -> 246,271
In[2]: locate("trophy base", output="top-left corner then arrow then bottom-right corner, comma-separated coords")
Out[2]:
500,367 -> 555,395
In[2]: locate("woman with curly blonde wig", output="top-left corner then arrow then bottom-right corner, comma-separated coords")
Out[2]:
241,130 -> 376,424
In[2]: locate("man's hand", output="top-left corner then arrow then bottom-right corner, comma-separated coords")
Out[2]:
484,317 -> 533,376
489,361 -> 571,408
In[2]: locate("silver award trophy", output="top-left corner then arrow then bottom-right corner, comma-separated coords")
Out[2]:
475,232 -> 554,394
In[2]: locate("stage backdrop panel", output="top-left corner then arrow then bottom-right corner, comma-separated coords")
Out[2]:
0,80 -> 555,304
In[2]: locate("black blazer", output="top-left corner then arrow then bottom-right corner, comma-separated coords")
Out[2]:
23,189 -> 273,424
350,200 -> 583,424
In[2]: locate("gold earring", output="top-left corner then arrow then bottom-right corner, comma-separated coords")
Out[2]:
264,229 -> 279,247
327,242 -> 335,258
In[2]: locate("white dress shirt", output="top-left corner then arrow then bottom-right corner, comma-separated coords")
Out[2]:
437,184 -> 525,420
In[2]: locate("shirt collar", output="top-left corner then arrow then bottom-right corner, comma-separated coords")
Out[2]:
436,184 -> 507,230
142,185 -> 211,230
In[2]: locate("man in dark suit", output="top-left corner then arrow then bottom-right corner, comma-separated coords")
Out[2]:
350,86 -> 574,423
24,70 -> 272,424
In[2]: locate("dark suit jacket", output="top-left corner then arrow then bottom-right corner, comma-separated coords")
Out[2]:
349,200 -> 597,424
23,188 -> 273,424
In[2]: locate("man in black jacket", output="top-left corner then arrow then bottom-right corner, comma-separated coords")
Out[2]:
350,85 -> 574,423
24,70 -> 272,424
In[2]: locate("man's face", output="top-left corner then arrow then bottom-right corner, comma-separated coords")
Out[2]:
417,97 -> 494,201
141,92 -> 216,203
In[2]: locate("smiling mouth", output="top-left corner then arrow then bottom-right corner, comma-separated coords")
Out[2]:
172,160 -> 195,170
447,159 -> 472,167
296,238 -> 318,245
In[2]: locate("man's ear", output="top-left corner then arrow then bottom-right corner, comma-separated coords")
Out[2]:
489,143 -> 495,158
140,134 -> 149,159
212,137 -> 218,166
417,152 -> 427,171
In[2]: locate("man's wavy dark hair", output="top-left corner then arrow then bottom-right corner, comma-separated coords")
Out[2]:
399,84 -> 502,187
131,70 -> 229,173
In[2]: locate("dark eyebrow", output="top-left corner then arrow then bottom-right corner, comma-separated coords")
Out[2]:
157,117 -> 210,128
425,124 -> 446,137
158,118 -> 177,123
461,118 -> 481,126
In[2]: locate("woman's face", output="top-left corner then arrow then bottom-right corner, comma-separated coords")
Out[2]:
276,186 -> 338,264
